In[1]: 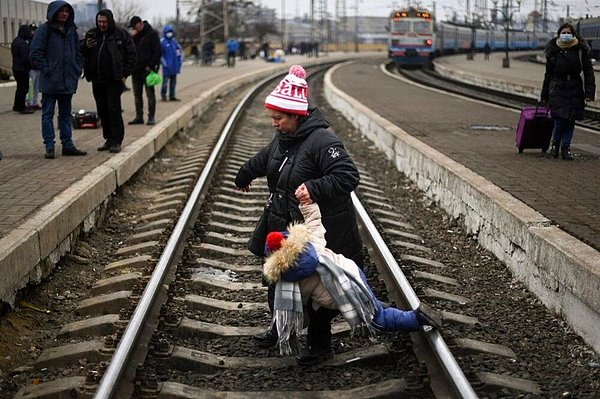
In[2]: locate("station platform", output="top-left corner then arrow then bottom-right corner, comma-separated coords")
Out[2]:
0,53 -> 362,306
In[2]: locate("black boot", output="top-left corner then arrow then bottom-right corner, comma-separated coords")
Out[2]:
415,303 -> 443,329
549,140 -> 559,158
561,147 -> 574,161
253,327 -> 278,348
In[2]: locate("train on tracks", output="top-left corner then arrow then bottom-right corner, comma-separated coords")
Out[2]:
388,7 -> 552,67
576,16 -> 600,59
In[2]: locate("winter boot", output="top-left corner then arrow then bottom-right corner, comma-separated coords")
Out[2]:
561,147 -> 574,161
415,303 -> 443,329
549,140 -> 559,158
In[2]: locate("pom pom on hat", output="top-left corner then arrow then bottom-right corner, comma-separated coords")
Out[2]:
264,65 -> 309,116
265,231 -> 287,254
288,65 -> 306,79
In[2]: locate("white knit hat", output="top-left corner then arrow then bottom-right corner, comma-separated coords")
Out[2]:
264,65 -> 308,116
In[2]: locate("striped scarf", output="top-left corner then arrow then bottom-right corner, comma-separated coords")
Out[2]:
273,254 -> 377,355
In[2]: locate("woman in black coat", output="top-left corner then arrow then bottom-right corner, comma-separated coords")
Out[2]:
541,23 -> 596,160
235,65 -> 362,365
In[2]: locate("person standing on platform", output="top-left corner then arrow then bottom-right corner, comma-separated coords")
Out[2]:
82,9 -> 136,154
30,0 -> 86,159
226,37 -> 239,67
541,22 -> 596,160
190,44 -> 200,65
11,24 -> 34,114
483,42 -> 491,61
160,25 -> 183,102
234,65 -> 363,366
128,16 -> 161,126
27,24 -> 41,110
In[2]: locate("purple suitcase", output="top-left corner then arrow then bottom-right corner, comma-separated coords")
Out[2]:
515,105 -> 554,153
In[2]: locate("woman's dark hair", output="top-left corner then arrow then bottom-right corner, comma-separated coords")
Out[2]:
557,23 -> 575,36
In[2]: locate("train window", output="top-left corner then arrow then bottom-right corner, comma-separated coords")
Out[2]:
392,20 -> 411,33
414,21 -> 431,34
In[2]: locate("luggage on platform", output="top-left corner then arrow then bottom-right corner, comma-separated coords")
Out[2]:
72,109 -> 100,129
515,104 -> 554,153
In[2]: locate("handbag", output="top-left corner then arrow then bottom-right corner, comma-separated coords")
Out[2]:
145,70 -> 161,87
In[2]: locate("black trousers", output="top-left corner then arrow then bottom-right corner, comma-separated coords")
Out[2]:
92,80 -> 125,145
12,70 -> 30,111
131,69 -> 156,120
267,283 -> 340,351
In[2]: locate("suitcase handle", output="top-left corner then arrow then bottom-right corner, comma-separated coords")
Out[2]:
535,101 -> 550,117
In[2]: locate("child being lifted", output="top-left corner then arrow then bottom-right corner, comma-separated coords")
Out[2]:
263,184 -> 443,357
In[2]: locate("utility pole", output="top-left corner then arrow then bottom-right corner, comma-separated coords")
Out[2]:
199,0 -> 205,51
97,0 -> 102,13
223,0 -> 229,41
353,0 -> 358,52
281,0 -> 286,50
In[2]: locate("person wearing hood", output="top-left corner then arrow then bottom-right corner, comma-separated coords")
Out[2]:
541,22 -> 596,160
128,16 -> 161,126
263,198 -> 442,364
235,65 -> 363,364
11,24 -> 34,114
82,9 -> 136,154
30,0 -> 86,159
160,25 -> 183,102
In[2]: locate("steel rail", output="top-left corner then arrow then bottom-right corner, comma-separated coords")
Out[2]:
351,192 -> 478,399
93,72 -> 280,399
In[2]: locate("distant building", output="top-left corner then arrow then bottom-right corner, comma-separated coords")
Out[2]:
72,1 -> 98,26
0,0 -> 46,45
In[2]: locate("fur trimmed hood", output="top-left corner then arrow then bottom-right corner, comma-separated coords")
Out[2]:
263,223 -> 316,283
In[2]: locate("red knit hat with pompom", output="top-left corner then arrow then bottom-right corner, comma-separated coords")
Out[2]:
265,231 -> 287,254
264,65 -> 308,116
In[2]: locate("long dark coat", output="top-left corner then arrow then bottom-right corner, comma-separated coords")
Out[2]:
541,38 -> 596,121
235,108 -> 363,263
29,0 -> 82,95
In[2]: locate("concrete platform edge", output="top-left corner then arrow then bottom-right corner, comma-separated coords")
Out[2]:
0,61 -> 308,307
324,62 -> 600,354
433,61 -> 540,99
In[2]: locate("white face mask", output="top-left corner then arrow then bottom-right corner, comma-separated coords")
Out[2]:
166,32 -> 174,39
559,33 -> 573,42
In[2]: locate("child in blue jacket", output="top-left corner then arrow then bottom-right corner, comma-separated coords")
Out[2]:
263,192 -> 442,358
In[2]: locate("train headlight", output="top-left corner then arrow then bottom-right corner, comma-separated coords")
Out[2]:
424,39 -> 433,46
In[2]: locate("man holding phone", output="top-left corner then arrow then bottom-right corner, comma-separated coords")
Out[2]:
81,9 -> 136,153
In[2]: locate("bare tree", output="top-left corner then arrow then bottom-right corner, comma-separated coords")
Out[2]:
107,0 -> 144,26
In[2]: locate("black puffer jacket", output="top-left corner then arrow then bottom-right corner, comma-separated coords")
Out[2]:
11,25 -> 32,72
132,21 -> 161,72
541,38 -> 596,120
235,108 -> 362,263
81,10 -> 136,83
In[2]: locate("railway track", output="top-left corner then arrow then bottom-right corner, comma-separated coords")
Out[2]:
10,62 -> 588,398
391,61 -> 600,132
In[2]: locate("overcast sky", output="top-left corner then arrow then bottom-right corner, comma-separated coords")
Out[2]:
135,0 -> 600,22
44,0 -> 600,23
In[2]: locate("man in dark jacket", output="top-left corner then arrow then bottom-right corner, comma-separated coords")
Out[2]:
128,16 -> 161,126
30,0 -> 86,159
82,9 -> 136,154
11,25 -> 34,114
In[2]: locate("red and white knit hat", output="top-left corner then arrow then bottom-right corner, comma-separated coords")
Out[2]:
264,65 -> 308,116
